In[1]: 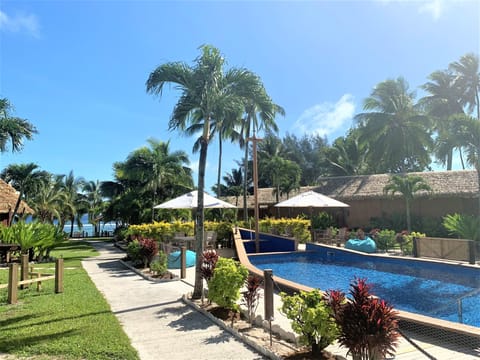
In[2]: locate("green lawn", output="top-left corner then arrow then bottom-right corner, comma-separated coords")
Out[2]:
0,240 -> 139,360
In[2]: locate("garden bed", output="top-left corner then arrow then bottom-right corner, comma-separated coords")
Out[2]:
119,259 -> 179,282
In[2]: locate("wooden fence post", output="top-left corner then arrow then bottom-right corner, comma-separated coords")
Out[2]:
468,240 -> 476,265
55,258 -> 64,293
7,263 -> 18,304
20,254 -> 29,290
180,246 -> 186,279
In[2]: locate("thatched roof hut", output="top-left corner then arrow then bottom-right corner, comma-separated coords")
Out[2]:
0,179 -> 34,223
225,170 -> 479,228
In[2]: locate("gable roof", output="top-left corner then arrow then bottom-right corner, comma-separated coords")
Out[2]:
0,179 -> 34,215
224,170 -> 479,208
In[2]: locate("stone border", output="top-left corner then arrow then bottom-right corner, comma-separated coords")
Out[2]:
182,294 -> 283,360
119,259 -> 180,283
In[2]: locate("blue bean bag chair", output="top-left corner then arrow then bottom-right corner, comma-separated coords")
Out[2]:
168,250 -> 196,269
345,237 -> 377,253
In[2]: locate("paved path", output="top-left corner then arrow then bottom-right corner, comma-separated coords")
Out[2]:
82,242 -> 265,360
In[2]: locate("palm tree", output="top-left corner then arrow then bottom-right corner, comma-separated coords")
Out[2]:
239,85 -> 284,223
420,70 -> 465,170
323,130 -> 367,176
83,180 -> 104,236
31,177 -> 68,223
355,77 -> 433,173
60,171 -> 87,237
0,163 -> 49,224
122,139 -> 192,222
0,98 -> 37,153
146,45 -> 260,299
222,167 -> 244,206
383,174 -> 432,232
449,53 -> 480,120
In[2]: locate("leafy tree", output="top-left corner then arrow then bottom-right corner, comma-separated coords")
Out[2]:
383,174 -> 432,232
355,77 -> 433,173
147,45 -> 267,298
0,163 -> 49,224
0,98 -> 37,154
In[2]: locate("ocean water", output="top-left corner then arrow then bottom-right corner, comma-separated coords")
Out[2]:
63,218 -> 117,237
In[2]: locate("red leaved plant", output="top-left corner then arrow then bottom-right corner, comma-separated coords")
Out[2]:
242,275 -> 262,324
326,278 -> 400,360
200,249 -> 219,282
138,238 -> 159,268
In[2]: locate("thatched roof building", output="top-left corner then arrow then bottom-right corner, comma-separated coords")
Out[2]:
225,170 -> 479,228
0,179 -> 34,224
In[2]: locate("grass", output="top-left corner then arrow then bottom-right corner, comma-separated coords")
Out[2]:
0,240 -> 139,360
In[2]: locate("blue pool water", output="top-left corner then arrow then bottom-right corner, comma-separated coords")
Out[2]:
249,249 -> 480,328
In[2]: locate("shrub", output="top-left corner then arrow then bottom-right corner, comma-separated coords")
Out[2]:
280,289 -> 339,357
200,249 -> 219,282
443,213 -> 480,242
327,278 -> 399,360
311,211 -> 335,229
207,258 -> 248,313
150,251 -> 168,276
373,229 -> 396,252
138,238 -> 159,268
242,275 -> 262,324
126,240 -> 142,266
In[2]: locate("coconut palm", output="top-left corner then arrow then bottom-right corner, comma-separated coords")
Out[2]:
60,171 -> 87,237
0,163 -> 49,224
31,177 -> 69,223
146,45 -> 264,298
323,130 -> 368,176
355,77 -> 433,173
83,180 -> 104,236
222,167 -> 244,206
0,98 -> 37,154
449,53 -> 480,120
420,70 -> 465,170
383,174 -> 432,232
239,88 -> 284,222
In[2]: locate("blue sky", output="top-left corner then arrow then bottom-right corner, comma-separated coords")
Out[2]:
1,0 -> 479,193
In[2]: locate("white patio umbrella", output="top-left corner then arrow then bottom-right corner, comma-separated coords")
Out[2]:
154,190 -> 236,209
274,190 -> 349,209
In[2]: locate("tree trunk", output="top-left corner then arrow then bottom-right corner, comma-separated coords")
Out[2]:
69,216 -> 75,238
405,198 -> 411,232
192,139 -> 208,299
243,143 -> 249,224
9,190 -> 24,226
217,136 -> 222,197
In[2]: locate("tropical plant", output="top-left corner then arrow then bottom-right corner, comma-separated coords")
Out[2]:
126,240 -> 142,266
138,238 -> 159,268
327,278 -> 399,360
207,257 -> 248,316
60,171 -> 87,237
323,130 -> 368,176
146,45 -> 276,299
150,251 -> 168,276
31,177 -> 69,224
355,77 -> 433,173
200,249 -> 219,283
373,229 -> 396,252
442,213 -> 480,242
449,53 -> 479,120
242,275 -> 262,324
83,180 -> 104,236
383,174 -> 432,232
0,163 -> 49,224
0,98 -> 37,154
280,289 -> 339,357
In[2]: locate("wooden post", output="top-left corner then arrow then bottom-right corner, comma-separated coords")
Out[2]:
264,269 -> 274,321
55,258 -> 64,293
8,263 -> 18,304
20,254 -> 29,290
180,246 -> 186,279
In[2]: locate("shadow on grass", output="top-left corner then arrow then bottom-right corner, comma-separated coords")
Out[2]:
1,309 -> 113,332
0,312 -> 45,329
0,328 -> 80,352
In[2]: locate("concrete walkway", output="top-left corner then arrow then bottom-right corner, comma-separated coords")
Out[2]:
83,241 -> 480,360
81,242 -> 265,360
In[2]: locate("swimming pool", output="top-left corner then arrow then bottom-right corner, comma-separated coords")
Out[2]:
248,245 -> 480,329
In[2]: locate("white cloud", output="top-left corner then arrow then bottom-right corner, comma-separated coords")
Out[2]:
292,94 -> 355,138
376,0 -> 450,21
0,10 -> 40,37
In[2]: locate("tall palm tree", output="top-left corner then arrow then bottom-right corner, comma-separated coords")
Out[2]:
449,53 -> 480,120
32,177 -> 69,224
222,167 -> 244,206
146,45 -> 259,298
383,174 -> 432,232
0,98 -> 37,153
420,70 -> 465,170
0,163 -> 49,224
239,88 -> 284,222
355,77 -> 433,173
61,171 -> 87,237
83,180 -> 104,236
323,130 -> 367,176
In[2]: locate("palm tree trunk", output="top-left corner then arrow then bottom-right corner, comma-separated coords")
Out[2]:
243,144 -> 249,224
9,190 -> 24,226
70,216 -> 75,238
217,136 -> 222,197
192,139 -> 208,299
405,198 -> 411,232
